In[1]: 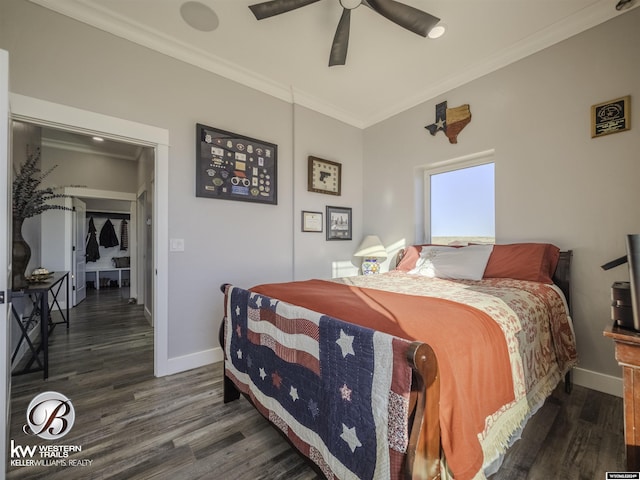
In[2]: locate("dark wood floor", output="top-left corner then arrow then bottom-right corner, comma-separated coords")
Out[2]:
8,288 -> 625,479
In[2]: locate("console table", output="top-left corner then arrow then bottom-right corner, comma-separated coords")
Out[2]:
11,271 -> 69,379
604,323 -> 640,470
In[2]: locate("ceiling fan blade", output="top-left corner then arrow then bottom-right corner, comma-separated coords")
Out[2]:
249,0 -> 322,20
329,8 -> 351,67
364,0 -> 440,37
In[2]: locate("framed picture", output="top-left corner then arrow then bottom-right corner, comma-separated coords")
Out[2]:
195,123 -> 277,205
302,211 -> 323,233
591,95 -> 631,138
308,156 -> 341,196
326,206 -> 352,241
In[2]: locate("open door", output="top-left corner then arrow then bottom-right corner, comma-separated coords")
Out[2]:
1,49 -> 12,480
72,197 -> 86,306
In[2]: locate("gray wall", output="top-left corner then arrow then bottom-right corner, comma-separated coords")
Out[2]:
0,0 -> 363,361
363,8 -> 640,381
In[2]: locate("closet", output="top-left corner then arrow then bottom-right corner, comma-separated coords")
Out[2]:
85,212 -> 131,290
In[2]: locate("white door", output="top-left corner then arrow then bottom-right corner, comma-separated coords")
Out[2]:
72,197 -> 86,306
1,49 -> 12,480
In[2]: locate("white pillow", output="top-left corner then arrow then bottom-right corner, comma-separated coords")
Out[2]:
408,245 -> 494,280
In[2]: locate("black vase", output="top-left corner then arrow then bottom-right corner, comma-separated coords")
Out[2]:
12,217 -> 31,290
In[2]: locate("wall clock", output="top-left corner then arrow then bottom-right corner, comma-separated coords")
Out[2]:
308,156 -> 341,196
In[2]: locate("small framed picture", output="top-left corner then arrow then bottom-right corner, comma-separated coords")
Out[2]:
591,95 -> 631,138
308,156 -> 341,196
302,211 -> 323,233
326,206 -> 352,241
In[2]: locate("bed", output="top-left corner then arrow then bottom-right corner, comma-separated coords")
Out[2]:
220,243 -> 577,480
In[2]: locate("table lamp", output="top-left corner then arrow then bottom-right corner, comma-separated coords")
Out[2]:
354,235 -> 387,275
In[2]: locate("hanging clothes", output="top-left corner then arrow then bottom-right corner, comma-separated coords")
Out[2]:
99,218 -> 119,248
120,219 -> 128,251
86,217 -> 100,262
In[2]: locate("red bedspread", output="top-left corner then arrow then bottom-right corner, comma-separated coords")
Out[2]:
252,279 -> 515,479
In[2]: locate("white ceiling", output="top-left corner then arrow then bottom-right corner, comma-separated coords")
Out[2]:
28,0 -> 637,128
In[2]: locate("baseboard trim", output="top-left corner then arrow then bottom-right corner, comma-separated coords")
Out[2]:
573,367 -> 622,397
165,346 -> 223,376
144,306 -> 152,326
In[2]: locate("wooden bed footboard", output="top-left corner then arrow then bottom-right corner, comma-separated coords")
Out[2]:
406,342 -> 441,480
219,284 -> 241,404
218,283 -> 442,480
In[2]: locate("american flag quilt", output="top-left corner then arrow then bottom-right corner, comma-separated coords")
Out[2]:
224,286 -> 414,480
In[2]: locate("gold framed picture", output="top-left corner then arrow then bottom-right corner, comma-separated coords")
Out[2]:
591,95 -> 631,138
308,156 -> 341,196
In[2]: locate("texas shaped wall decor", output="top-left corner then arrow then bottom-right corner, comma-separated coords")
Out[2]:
425,101 -> 472,144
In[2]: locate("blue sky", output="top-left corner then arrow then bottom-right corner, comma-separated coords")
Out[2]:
430,163 -> 495,237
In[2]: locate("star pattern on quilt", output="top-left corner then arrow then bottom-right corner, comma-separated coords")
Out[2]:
340,383 -> 352,401
290,386 -> 299,401
340,424 -> 362,453
235,305 -> 240,316
272,371 -> 282,389
336,329 -> 355,358
227,286 -> 415,479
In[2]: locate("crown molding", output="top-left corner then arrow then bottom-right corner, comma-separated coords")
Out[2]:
27,0 -> 634,130
364,1 -> 635,127
26,0 -> 365,128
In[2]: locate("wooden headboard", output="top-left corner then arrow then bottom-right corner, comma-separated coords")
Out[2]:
553,250 -> 573,313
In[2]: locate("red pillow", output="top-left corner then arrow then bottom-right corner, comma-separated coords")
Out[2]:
395,245 -> 424,271
483,243 -> 560,284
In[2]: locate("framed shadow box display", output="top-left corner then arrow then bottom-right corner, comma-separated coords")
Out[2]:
308,156 -> 341,196
196,123 -> 277,205
326,206 -> 352,241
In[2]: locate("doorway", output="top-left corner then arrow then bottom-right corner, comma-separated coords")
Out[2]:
9,93 -> 170,376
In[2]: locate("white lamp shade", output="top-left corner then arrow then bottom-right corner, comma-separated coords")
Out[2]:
354,235 -> 387,259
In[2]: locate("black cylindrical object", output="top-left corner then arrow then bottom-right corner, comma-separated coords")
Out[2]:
626,234 -> 640,330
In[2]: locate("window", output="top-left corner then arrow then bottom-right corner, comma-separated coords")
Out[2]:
426,160 -> 495,245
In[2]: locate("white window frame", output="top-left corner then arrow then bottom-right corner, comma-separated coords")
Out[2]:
423,149 -> 495,244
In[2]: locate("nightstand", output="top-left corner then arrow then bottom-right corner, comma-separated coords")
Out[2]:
604,323 -> 640,470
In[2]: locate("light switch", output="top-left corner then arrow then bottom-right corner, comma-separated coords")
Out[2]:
170,238 -> 185,252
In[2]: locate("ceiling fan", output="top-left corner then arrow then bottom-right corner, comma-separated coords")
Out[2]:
248,0 -> 441,66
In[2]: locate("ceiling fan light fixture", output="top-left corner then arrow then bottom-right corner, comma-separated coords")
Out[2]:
428,24 -> 446,39
339,0 -> 362,9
